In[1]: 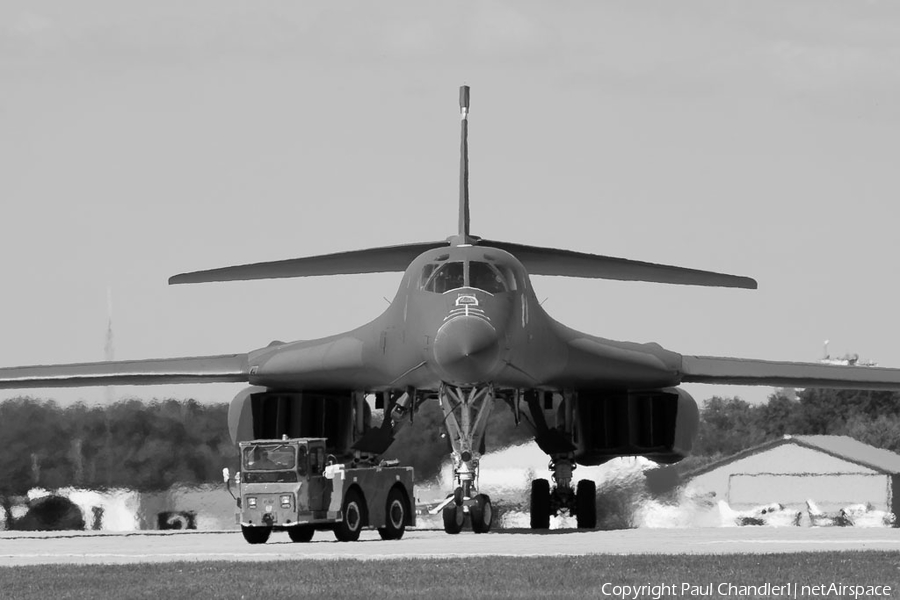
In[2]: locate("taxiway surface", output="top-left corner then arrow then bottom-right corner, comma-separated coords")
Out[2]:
1,528 -> 899,566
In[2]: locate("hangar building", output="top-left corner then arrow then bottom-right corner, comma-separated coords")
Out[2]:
685,435 -> 900,517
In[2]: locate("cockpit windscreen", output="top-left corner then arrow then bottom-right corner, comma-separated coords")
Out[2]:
422,261 -> 465,293
469,261 -> 509,293
420,260 -> 517,294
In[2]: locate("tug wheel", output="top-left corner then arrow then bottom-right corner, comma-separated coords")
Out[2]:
334,488 -> 365,542
241,525 -> 271,545
288,525 -> 315,543
378,487 -> 408,541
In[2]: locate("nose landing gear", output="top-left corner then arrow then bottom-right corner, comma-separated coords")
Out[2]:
437,383 -> 495,534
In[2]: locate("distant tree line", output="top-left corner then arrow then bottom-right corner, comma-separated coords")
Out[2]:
681,388 -> 900,473
2,387 -> 899,526
0,398 -> 236,527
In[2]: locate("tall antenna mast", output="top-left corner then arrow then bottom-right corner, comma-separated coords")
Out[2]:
105,287 -> 114,363
458,85 -> 471,242
105,286 -> 116,404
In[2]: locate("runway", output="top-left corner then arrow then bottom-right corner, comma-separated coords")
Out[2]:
1,527 -> 898,566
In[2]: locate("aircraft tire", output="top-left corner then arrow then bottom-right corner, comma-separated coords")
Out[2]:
377,487 -> 408,540
288,525 -> 315,543
576,479 -> 597,529
334,488 -> 365,542
442,504 -> 464,534
530,479 -> 551,529
471,494 -> 493,534
241,525 -> 271,545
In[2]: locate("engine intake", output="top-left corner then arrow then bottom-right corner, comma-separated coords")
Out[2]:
573,387 -> 699,466
229,387 -> 370,457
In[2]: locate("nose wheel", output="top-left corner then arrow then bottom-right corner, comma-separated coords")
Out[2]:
470,493 -> 493,533
440,487 -> 494,534
437,384 -> 495,534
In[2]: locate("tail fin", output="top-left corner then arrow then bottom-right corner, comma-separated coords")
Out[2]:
459,85 -> 471,241
718,500 -> 739,526
806,499 -> 823,516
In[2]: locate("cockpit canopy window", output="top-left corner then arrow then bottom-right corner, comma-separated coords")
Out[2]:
420,259 -> 517,294
422,261 -> 465,293
469,261 -> 513,293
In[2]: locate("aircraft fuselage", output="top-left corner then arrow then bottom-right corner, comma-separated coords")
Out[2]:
246,243 -> 684,394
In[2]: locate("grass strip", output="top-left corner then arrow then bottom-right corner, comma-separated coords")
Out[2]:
0,552 -> 898,600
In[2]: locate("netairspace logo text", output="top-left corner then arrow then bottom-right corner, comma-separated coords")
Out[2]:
600,582 -> 893,599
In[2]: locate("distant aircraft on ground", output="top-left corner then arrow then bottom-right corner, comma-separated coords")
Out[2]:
4,86 -> 900,534
806,499 -> 895,527
718,501 -> 802,527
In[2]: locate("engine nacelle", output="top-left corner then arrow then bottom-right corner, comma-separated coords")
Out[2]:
573,387 -> 699,466
228,387 -> 370,457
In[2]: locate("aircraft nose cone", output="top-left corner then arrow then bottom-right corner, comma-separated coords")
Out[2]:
433,316 -> 500,384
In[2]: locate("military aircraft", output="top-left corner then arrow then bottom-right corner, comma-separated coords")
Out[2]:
4,86 -> 900,535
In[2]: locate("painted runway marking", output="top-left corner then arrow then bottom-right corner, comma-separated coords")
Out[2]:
0,552 -> 607,560
698,539 -> 900,545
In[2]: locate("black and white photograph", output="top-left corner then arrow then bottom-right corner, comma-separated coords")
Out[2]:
1,2 -> 899,598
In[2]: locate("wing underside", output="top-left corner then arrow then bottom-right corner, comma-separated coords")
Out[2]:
0,354 -> 249,389
681,355 -> 900,390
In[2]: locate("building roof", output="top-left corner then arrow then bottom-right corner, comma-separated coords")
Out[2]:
791,435 -> 900,474
685,435 -> 900,479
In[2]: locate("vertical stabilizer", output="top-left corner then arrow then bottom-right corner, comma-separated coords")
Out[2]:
458,85 -> 471,241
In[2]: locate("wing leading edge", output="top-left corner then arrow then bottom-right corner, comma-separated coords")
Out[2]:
480,240 -> 757,289
169,242 -> 447,285
681,355 -> 900,391
0,354 -> 249,389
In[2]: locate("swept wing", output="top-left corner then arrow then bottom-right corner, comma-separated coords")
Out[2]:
0,354 -> 249,389
481,240 -> 757,289
681,355 -> 900,390
169,242 -> 446,284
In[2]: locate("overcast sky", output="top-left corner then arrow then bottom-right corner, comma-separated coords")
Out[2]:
2,1 -> 900,406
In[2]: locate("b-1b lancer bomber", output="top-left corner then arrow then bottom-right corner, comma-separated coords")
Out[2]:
4,86 -> 900,534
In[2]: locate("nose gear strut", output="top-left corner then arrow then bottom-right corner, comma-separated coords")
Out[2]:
435,383 -> 495,534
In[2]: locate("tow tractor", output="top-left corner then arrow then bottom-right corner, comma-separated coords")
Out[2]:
224,436 -> 415,544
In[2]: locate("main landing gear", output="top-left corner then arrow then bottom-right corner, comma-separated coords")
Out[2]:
437,383 -> 495,534
530,455 -> 596,529
518,390 -> 596,530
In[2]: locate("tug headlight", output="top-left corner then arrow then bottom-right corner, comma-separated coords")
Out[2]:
280,494 -> 292,508
247,497 -> 257,509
